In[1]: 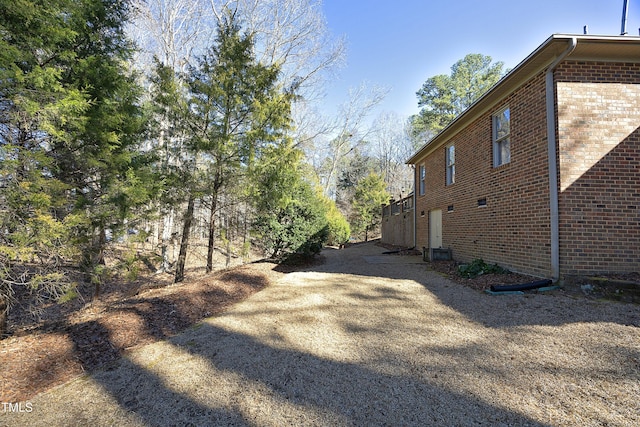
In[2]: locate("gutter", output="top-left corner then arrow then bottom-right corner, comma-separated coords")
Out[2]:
413,166 -> 417,248
407,35 -> 563,165
407,34 -> 640,166
545,37 -> 577,280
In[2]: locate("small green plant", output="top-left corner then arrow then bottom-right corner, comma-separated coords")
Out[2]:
58,285 -> 79,304
124,263 -> 140,282
458,259 -> 508,278
121,250 -> 140,281
220,228 -> 229,248
90,264 -> 113,299
241,241 -> 251,263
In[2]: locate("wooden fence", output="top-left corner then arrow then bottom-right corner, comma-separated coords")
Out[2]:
381,195 -> 414,248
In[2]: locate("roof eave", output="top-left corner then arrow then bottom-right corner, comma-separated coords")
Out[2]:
406,34 -> 640,165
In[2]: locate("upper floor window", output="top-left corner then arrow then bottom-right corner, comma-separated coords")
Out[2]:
419,164 -> 426,195
445,145 -> 455,185
493,107 -> 511,167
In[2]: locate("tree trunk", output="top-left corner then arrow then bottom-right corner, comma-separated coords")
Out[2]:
0,295 -> 7,339
94,228 -> 107,299
156,212 -> 165,271
206,193 -> 218,273
174,195 -> 195,283
157,209 -> 174,273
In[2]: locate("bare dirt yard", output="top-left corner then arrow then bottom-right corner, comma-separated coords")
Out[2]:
2,241 -> 639,426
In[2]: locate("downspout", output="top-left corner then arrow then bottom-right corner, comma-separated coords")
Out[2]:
545,37 -> 576,280
412,165 -> 417,249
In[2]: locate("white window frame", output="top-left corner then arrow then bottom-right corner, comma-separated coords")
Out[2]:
419,164 -> 426,195
493,106 -> 511,167
445,145 -> 455,185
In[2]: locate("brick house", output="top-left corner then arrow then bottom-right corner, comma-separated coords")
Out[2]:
405,34 -> 640,280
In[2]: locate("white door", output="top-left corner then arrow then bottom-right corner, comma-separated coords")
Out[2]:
429,209 -> 442,249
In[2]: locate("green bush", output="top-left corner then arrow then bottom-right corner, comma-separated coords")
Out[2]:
458,259 -> 509,278
254,180 -> 329,261
325,203 -> 350,246
252,144 -> 333,261
294,225 -> 330,258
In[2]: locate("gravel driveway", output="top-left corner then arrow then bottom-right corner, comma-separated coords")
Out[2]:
3,242 -> 639,426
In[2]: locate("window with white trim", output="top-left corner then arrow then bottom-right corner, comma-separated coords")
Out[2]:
419,164 -> 426,195
445,145 -> 455,185
493,107 -> 511,167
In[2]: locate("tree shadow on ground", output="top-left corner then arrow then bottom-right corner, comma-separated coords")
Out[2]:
310,246 -> 640,329
8,322 -> 551,426
0,267 -> 271,402
5,243 -> 636,425
65,268 -> 272,371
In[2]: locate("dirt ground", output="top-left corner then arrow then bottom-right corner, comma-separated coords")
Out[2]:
0,243 -> 537,404
0,259 -> 285,403
2,241 -> 639,426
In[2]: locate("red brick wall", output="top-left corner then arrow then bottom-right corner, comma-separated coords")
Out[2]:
415,72 -> 553,277
556,61 -> 640,275
414,61 -> 640,278
416,62 -> 640,276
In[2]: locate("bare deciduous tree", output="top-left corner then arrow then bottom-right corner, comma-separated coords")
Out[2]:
370,111 -> 414,199
316,83 -> 388,197
130,0 -> 208,71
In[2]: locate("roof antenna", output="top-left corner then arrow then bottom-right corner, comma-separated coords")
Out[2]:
621,0 -> 630,35
583,25 -> 589,34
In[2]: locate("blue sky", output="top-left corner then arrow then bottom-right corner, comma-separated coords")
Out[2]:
321,0 -> 640,119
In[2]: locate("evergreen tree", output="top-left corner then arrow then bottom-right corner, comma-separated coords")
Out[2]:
47,0 -> 150,286
323,196 -> 351,247
1,0 -> 83,334
252,143 -> 329,260
351,172 -> 390,242
173,11 -> 292,281
411,54 -> 505,139
0,0 -> 149,335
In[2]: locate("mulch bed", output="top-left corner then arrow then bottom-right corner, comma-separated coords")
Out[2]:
428,260 -> 539,291
375,241 -> 538,291
376,242 -> 640,297
0,262 -> 287,403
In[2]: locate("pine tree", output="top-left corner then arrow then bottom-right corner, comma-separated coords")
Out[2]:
47,0 -> 150,288
411,54 -> 505,139
0,0 -> 89,333
173,11 -> 293,281
0,0 -> 149,334
351,172 -> 390,242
